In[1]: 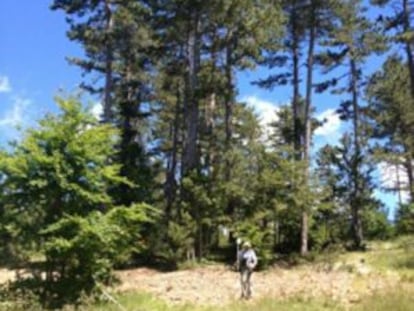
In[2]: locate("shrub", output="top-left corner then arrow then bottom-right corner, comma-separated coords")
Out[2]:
34,204 -> 153,308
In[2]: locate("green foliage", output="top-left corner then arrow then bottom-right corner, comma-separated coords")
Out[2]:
366,55 -> 414,203
5,1 -> 414,309
38,204 -> 153,308
234,220 -> 273,268
0,97 -> 156,308
395,204 -> 414,235
362,206 -> 393,240
155,210 -> 197,266
0,97 -> 133,263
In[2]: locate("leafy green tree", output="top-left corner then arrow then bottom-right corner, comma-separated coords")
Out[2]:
0,97 -> 127,252
40,204 -> 153,308
0,97 -> 155,306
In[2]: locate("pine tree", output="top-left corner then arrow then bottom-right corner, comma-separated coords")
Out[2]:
372,0 -> 414,98
51,0 -> 116,122
148,0 -> 284,260
53,1 -> 157,205
301,0 -> 338,255
366,56 -> 414,201
317,0 -> 385,248
371,0 -> 414,202
256,0 -> 337,255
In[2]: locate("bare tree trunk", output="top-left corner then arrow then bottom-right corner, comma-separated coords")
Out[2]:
396,159 -> 403,205
290,6 -> 306,254
350,57 -> 364,249
182,17 -> 200,176
224,35 -> 237,237
402,0 -> 414,202
205,93 -> 216,178
225,39 -> 234,151
403,0 -> 414,99
165,88 -> 181,217
292,19 -> 302,161
103,0 -> 114,122
301,5 -> 316,256
404,151 -> 414,202
181,15 -> 201,259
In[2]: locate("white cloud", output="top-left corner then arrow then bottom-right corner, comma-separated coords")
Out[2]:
0,75 -> 12,93
0,97 -> 31,127
242,96 -> 279,140
91,102 -> 103,120
314,109 -> 341,137
313,109 -> 343,149
243,95 -> 279,126
377,161 -> 410,203
0,97 -> 33,143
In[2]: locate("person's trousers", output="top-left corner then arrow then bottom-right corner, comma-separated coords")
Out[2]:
240,269 -> 253,299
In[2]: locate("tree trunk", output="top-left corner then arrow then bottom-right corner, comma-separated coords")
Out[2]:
292,16 -> 302,160
165,88 -> 181,217
225,38 -> 235,151
103,0 -> 114,122
403,0 -> 414,99
290,6 -> 306,254
118,60 -> 146,205
224,35 -> 237,232
404,150 -> 414,202
206,93 -> 217,187
182,15 -> 201,259
350,57 -> 364,248
182,18 -> 200,176
301,4 -> 316,256
402,0 -> 414,202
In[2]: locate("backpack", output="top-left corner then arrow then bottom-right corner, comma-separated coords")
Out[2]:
240,249 -> 257,270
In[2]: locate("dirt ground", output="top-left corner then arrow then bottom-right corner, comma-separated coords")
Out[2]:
0,261 -> 410,307
115,263 -> 405,307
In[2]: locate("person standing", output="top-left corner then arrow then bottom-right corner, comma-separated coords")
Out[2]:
238,241 -> 258,299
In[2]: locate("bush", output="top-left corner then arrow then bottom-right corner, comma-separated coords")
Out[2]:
395,204 -> 414,235
12,204 -> 154,309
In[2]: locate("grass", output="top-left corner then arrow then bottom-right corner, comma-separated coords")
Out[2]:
2,236 -> 413,311
2,290 -> 412,311
73,290 -> 413,311
306,236 -> 414,278
355,235 -> 414,281
352,290 -> 414,311
78,292 -> 343,311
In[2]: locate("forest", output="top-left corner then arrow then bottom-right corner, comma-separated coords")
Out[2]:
0,0 -> 414,310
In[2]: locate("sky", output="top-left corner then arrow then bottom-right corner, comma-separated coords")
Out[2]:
0,0 -> 404,219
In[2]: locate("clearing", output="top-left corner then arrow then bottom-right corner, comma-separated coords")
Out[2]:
1,238 -> 413,309
115,260 -> 407,308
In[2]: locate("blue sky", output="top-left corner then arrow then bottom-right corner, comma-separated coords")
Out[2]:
0,0 -> 402,218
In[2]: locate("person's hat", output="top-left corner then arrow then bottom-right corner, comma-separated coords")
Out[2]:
242,241 -> 251,248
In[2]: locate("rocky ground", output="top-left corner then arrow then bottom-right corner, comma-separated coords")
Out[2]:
1,253 -> 412,308
115,260 -> 406,307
